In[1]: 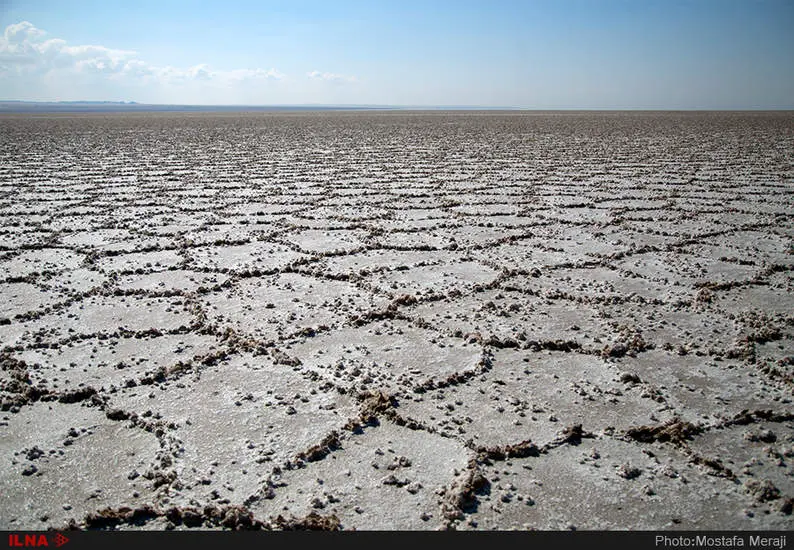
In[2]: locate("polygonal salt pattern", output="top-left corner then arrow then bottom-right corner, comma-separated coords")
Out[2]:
0,111 -> 792,531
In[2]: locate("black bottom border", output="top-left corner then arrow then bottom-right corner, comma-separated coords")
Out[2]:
2,530 -> 791,550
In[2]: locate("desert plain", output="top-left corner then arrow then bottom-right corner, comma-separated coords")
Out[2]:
0,111 -> 793,530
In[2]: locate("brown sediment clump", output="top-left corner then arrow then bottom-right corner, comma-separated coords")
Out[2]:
744,479 -> 781,503
297,326 -> 317,337
464,331 -> 483,344
57,386 -> 99,404
743,428 -> 777,443
139,368 -> 167,385
619,372 -> 642,384
601,329 -> 652,358
440,459 -> 491,521
483,335 -> 520,348
758,357 -> 794,386
349,294 -> 419,327
1,353 -> 104,409
525,339 -> 581,352
80,505 -> 160,530
210,506 -> 266,530
351,309 -> 398,326
688,454 -> 736,479
80,504 -> 267,530
165,507 -> 213,527
727,409 -> 794,426
357,390 -> 398,425
412,371 -> 473,393
0,353 -> 47,410
624,418 -> 702,444
105,408 -> 132,421
271,349 -> 302,367
551,424 -> 595,447
479,439 -> 541,460
345,391 -> 426,432
144,469 -> 177,488
412,352 -> 491,393
295,431 -> 342,462
272,511 -> 341,531
694,287 -> 714,304
616,463 -> 642,480
388,294 -> 418,309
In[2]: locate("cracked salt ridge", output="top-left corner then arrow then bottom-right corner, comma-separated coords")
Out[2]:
248,421 -> 469,530
203,272 -> 387,339
96,249 -> 184,273
19,294 -> 195,339
407,288 -> 613,349
0,248 -> 84,280
286,229 -> 368,254
1,282 -> 66,318
619,350 -> 791,425
286,319 -> 486,395
187,242 -> 306,273
716,283 -> 794,317
687,422 -> 794,510
364,260 -> 500,298
599,302 -> 744,354
0,111 -> 793,530
102,353 -> 359,509
15,332 -> 220,391
44,268 -> 108,295
116,270 -> 230,293
58,228 -> 135,248
319,249 -> 459,277
397,350 -> 674,449
456,436 -> 793,530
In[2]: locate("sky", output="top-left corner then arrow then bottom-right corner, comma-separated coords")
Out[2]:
0,0 -> 793,109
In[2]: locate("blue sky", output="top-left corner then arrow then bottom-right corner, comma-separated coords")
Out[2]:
1,0 -> 792,108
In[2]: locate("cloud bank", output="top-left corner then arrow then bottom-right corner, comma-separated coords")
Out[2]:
0,21 -> 291,101
1,21 -> 136,74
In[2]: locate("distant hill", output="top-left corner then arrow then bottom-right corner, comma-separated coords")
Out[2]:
0,100 -> 145,112
46,100 -> 139,105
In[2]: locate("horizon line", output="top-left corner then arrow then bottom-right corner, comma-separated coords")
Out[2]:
1,100 -> 793,113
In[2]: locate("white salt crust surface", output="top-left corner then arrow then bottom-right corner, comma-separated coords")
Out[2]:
0,111 -> 792,531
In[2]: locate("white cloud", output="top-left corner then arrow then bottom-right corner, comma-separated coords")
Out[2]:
227,67 -> 284,81
307,70 -> 357,83
0,21 -> 366,104
186,64 -> 214,81
0,21 -> 136,74
4,21 -> 45,44
118,58 -> 154,79
0,21 -> 286,96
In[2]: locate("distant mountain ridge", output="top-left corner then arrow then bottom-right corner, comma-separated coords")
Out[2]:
1,100 -> 139,104
44,100 -> 139,105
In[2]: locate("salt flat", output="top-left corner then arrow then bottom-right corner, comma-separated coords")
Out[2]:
0,111 -> 792,531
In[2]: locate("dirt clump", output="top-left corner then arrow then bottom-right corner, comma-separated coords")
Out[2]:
624,419 -> 702,444
272,511 -> 341,531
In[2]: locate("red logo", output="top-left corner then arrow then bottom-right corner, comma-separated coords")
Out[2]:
7,533 -> 69,548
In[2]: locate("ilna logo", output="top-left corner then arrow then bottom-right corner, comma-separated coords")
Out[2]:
7,533 -> 69,548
